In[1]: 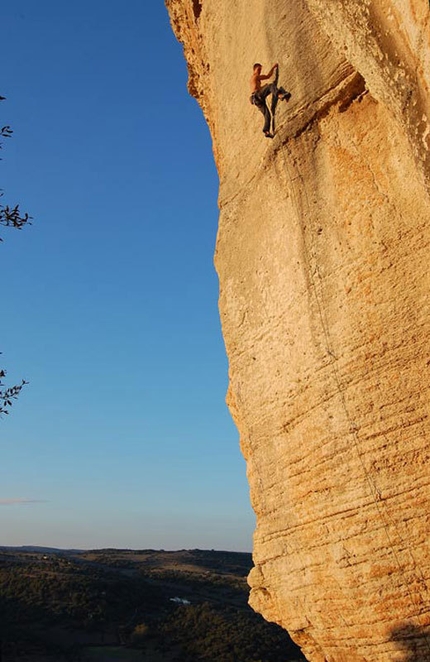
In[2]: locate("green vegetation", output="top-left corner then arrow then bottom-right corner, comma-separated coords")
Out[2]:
0,548 -> 306,661
158,602 -> 302,661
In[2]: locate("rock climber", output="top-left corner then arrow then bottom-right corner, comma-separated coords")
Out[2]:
250,63 -> 291,138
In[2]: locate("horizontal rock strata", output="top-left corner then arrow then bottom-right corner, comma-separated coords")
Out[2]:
167,1 -> 430,660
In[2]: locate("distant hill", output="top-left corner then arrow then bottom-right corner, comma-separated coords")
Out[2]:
0,546 -> 305,661
0,545 -> 82,554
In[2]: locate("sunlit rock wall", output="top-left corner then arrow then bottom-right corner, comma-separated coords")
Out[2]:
166,1 -> 430,660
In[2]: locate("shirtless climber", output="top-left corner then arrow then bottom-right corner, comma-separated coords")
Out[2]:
250,63 -> 291,138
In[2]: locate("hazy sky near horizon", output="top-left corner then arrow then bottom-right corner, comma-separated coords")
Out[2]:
1,1 -> 255,551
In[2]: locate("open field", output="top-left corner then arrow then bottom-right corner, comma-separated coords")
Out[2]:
82,646 -> 152,661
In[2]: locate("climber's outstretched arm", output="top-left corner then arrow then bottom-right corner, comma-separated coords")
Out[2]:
259,63 -> 278,81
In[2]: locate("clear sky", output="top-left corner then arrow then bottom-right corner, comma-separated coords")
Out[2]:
0,1 -> 255,552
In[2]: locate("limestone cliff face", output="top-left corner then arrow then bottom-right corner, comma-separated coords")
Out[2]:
166,1 -> 430,660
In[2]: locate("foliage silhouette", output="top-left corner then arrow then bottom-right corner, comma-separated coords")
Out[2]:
0,95 -> 31,416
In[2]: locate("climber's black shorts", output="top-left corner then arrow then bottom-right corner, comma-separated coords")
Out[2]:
250,91 -> 263,106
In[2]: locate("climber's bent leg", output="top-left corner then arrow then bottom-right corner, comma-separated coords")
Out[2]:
251,90 -> 272,134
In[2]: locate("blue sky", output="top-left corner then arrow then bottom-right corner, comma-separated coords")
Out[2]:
0,1 -> 254,551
